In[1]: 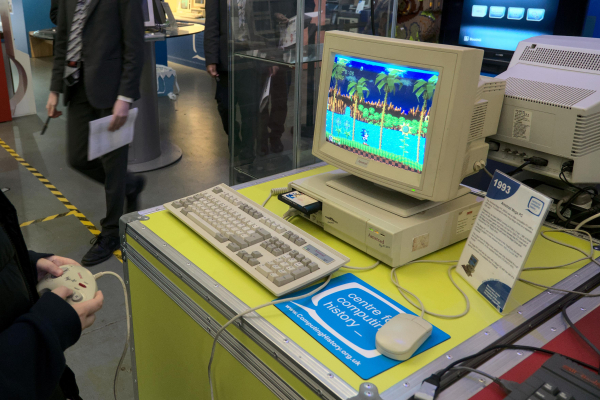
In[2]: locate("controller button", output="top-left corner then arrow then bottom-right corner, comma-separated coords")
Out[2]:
72,293 -> 83,302
79,283 -> 87,288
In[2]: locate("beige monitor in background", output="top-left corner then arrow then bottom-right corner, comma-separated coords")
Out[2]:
312,31 -> 502,203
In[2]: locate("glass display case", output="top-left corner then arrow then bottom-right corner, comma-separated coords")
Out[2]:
228,0 -> 396,184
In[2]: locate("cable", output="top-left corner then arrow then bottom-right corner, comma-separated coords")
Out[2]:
262,187 -> 288,207
507,161 -> 531,177
391,260 -> 470,319
483,167 -> 494,179
93,272 -> 130,400
575,212 -> 600,231
521,229 -> 599,271
561,299 -> 600,371
342,261 -> 380,271
418,344 -> 598,400
208,275 -> 333,400
448,366 -> 515,394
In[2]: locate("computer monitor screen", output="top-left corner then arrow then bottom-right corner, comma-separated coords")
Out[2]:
458,1 -> 560,51
192,0 -> 205,9
180,0 -> 190,10
325,55 -> 439,183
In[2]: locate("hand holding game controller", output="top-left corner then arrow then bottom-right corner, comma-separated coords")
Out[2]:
37,264 -> 98,305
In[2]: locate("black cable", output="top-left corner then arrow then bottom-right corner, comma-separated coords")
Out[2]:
507,161 -> 532,176
426,344 -> 598,399
562,299 -> 600,372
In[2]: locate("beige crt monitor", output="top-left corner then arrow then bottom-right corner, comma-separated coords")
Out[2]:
289,32 -> 506,266
312,31 -> 498,202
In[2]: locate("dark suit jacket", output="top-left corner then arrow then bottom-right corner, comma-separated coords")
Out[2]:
50,0 -> 145,110
50,0 -> 58,24
204,0 -> 227,70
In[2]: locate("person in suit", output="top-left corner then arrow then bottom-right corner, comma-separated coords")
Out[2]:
46,0 -> 145,266
50,0 -> 58,24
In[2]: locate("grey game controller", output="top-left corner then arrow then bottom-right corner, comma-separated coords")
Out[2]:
36,264 -> 98,305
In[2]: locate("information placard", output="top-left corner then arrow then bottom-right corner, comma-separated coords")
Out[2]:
457,171 -> 552,313
275,274 -> 450,379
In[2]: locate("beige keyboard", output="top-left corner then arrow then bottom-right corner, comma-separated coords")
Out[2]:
164,184 -> 349,296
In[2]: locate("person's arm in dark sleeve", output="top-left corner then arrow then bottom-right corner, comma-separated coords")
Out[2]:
117,0 -> 145,100
50,0 -> 67,93
203,0 -> 220,66
0,292 -> 81,400
50,0 -> 58,25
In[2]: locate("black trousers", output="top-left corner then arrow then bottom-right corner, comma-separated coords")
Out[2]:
66,82 -> 134,237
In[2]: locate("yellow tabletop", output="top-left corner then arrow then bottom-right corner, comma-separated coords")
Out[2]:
142,165 -> 596,392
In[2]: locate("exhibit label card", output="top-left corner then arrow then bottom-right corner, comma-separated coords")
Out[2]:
457,171 -> 552,314
275,274 -> 450,379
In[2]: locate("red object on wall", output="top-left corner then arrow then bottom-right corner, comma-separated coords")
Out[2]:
0,40 -> 13,122
469,305 -> 600,400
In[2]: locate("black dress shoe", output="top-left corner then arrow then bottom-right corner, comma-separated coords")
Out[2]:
270,137 -> 284,153
82,235 -> 120,266
258,141 -> 269,157
126,176 -> 146,214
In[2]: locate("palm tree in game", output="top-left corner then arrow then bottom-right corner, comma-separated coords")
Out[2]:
330,61 -> 347,135
347,77 -> 370,141
375,71 -> 403,149
413,75 -> 438,165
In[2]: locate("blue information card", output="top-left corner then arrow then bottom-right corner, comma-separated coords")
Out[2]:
275,274 -> 450,379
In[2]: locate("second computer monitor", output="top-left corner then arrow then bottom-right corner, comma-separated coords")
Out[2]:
313,32 -> 485,202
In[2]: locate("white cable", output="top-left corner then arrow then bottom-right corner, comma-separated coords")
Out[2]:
575,212 -> 600,231
555,201 -> 600,228
262,187 -> 289,207
518,278 -> 600,297
483,167 -> 494,178
342,261 -> 381,271
391,260 -> 470,319
93,272 -> 130,400
208,275 -> 333,400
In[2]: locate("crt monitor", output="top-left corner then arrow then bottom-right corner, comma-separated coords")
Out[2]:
313,31 -> 490,202
439,0 -> 590,73
192,0 -> 205,10
179,0 -> 191,11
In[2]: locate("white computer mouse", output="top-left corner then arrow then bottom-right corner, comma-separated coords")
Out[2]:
375,313 -> 432,361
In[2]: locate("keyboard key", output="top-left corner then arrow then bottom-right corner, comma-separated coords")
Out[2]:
295,238 -> 306,246
212,187 -> 223,193
301,258 -> 311,266
172,200 -> 183,208
266,244 -> 276,252
279,262 -> 290,269
227,243 -> 241,252
274,274 -> 294,286
260,242 -> 269,249
290,234 -> 299,242
534,390 -> 555,400
248,258 -> 260,266
292,267 -> 311,279
285,266 -> 296,273
295,254 -> 305,261
242,254 -> 251,262
289,250 -> 299,257
254,213 -> 263,219
230,235 -> 248,249
215,233 -> 228,243
257,266 -> 271,277
283,231 -> 292,239
308,262 -> 319,272
557,392 -> 573,400
293,262 -> 304,269
280,244 -> 291,253
542,384 -> 558,395
251,251 -> 263,258
272,248 -> 283,256
256,228 -> 271,239
237,250 -> 248,258
246,233 -> 264,246
275,240 -> 284,247
275,226 -> 286,234
267,272 -> 279,282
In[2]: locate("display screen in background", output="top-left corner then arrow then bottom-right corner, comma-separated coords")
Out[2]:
459,0 -> 560,51
325,55 -> 439,182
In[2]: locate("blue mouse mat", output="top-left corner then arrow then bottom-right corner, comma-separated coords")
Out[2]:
275,274 -> 451,379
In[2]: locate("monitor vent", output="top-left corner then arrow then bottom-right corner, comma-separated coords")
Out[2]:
468,102 -> 488,142
572,112 -> 600,157
504,78 -> 595,109
519,46 -> 600,72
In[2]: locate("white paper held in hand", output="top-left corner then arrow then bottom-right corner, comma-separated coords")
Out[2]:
87,108 -> 138,161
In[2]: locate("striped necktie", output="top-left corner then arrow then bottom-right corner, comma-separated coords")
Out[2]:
64,0 -> 89,85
